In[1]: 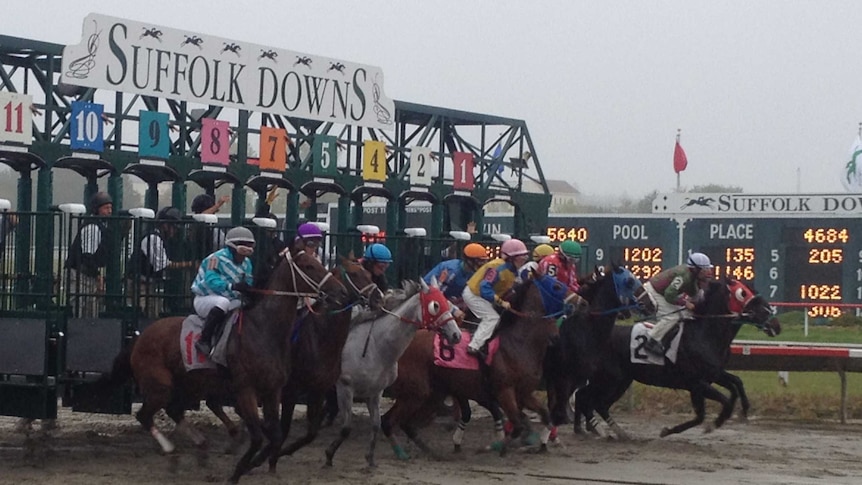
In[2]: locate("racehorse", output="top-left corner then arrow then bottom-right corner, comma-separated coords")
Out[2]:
544,265 -> 657,429
576,279 -> 780,439
103,249 -> 348,484
380,273 -> 588,457
323,278 -> 462,468
246,254 -> 383,472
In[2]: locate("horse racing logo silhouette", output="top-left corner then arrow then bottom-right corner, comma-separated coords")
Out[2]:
680,196 -> 716,210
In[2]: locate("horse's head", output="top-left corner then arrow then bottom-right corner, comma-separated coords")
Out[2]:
284,249 -> 348,307
337,252 -> 384,310
418,277 -> 462,345
610,263 -> 657,315
531,272 -> 589,316
725,279 -> 781,337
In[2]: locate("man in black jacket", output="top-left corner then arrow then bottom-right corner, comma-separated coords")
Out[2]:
64,192 -> 113,317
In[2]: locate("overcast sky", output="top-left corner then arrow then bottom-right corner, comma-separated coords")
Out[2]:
5,1 -> 862,198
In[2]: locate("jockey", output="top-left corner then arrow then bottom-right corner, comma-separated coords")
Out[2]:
463,238 -> 530,357
293,222 -> 323,261
533,244 -> 555,261
192,226 -> 255,357
362,243 -> 392,293
538,240 -> 582,294
423,242 -> 489,302
517,243 -> 556,282
643,252 -> 714,355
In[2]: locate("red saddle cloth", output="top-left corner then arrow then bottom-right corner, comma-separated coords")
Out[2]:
433,332 -> 500,370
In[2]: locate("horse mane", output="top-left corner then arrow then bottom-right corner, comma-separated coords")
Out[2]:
350,280 -> 420,326
497,278 -> 535,330
693,280 -> 730,318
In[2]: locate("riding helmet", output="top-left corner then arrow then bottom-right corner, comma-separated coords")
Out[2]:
225,226 -> 256,248
296,222 -> 323,240
463,243 -> 489,260
560,240 -> 582,259
156,206 -> 182,221
686,252 -> 713,270
500,239 -> 529,258
364,243 -> 392,263
532,244 -> 555,260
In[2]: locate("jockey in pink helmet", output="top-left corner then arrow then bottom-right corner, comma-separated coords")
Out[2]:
463,238 -> 530,357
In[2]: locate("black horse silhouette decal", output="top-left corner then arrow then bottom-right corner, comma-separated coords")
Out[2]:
140,28 -> 163,41
259,49 -> 278,61
181,35 -> 203,49
680,196 -> 715,210
294,56 -> 313,67
222,42 -> 241,55
328,62 -> 346,74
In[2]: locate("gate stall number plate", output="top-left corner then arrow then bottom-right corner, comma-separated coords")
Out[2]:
70,101 -> 105,152
0,92 -> 33,146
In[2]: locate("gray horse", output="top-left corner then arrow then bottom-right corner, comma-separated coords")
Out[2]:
324,278 -> 461,467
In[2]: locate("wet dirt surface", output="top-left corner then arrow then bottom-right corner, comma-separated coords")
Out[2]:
1,403 -> 861,484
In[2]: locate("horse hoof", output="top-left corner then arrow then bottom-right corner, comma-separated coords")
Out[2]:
539,444 -> 548,453
704,423 -> 716,434
659,427 -> 671,438
453,444 -> 461,454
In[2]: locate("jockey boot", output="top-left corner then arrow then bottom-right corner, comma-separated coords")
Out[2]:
644,336 -> 666,356
195,307 -> 227,357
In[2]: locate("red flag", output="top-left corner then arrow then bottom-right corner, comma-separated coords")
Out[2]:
673,141 -> 688,173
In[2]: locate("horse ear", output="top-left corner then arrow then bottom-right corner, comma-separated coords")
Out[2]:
430,275 -> 440,288
419,277 -> 431,293
346,250 -> 355,261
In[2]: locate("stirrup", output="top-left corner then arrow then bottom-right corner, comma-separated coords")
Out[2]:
644,337 -> 665,355
195,339 -> 213,357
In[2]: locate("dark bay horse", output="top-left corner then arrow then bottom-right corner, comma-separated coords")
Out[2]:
108,249 -> 348,483
381,273 -> 588,457
324,278 -> 463,468
544,265 -> 657,429
576,279 -> 780,439
247,255 -> 383,472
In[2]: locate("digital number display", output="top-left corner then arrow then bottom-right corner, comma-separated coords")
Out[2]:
784,228 -> 847,317
611,246 -> 663,280
546,226 -> 588,243
703,246 -> 756,285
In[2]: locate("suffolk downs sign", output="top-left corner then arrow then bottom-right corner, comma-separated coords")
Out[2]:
653,192 -> 862,215
61,14 -> 395,130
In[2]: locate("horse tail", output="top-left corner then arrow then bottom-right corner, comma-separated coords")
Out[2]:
94,340 -> 136,390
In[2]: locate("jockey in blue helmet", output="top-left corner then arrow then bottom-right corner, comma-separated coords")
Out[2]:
362,243 -> 392,292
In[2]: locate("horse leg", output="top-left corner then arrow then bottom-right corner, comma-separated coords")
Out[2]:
495,386 -> 522,457
365,393 -> 383,468
280,390 -> 324,457
659,387 -> 710,437
229,389 -> 264,484
166,398 -> 207,449
452,397 -> 473,453
206,398 -> 245,454
252,392 -> 283,475
324,382 -> 353,467
250,388 -> 297,471
717,371 -> 749,421
381,400 -> 411,460
135,374 -> 175,454
520,391 -> 553,452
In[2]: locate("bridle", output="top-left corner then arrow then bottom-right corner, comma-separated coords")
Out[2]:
247,249 -> 338,301
326,263 -> 380,314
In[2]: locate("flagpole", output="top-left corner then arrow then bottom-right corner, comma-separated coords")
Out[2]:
676,129 -> 681,192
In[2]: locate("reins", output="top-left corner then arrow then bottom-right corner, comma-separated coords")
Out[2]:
244,249 -> 334,299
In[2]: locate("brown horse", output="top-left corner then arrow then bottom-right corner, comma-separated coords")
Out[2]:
382,273 -> 587,457
108,249 -> 348,483
247,254 -> 383,472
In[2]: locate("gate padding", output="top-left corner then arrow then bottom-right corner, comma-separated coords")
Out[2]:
0,317 -> 47,375
66,317 -> 123,373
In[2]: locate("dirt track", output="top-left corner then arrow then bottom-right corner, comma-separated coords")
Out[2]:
1,403 -> 862,485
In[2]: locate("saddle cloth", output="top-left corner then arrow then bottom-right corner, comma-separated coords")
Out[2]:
433,332 -> 500,370
629,321 -> 684,366
180,311 -> 239,371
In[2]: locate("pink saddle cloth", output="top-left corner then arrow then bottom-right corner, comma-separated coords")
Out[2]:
433,332 -> 500,370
